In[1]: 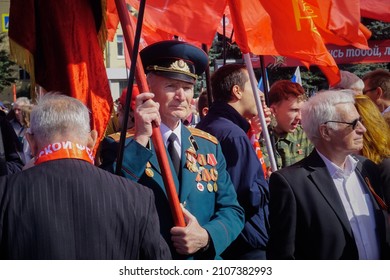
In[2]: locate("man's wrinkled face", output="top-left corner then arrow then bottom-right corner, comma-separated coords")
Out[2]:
148,74 -> 194,125
324,103 -> 366,155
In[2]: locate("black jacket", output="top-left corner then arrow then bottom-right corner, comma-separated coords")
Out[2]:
0,116 -> 23,175
0,159 -> 171,260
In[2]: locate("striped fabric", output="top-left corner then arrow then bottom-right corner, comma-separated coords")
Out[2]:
0,159 -> 171,260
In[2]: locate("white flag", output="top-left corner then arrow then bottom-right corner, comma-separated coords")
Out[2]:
291,67 -> 302,86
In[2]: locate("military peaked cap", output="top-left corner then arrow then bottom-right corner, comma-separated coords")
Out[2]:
140,40 -> 208,83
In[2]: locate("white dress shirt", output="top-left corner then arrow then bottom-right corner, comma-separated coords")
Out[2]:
160,122 -> 182,160
317,150 -> 380,259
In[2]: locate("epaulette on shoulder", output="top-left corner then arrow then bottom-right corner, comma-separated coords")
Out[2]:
187,127 -> 218,145
107,128 -> 135,143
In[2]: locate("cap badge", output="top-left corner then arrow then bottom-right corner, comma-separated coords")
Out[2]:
170,59 -> 190,73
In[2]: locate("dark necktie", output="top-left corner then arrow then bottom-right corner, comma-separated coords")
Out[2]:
167,133 -> 180,176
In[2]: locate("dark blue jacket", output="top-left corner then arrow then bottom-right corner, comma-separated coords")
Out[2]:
197,101 -> 269,258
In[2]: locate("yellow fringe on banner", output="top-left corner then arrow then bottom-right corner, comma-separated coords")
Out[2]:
9,38 -> 36,100
98,0 -> 108,51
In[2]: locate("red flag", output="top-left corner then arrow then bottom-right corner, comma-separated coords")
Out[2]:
109,0 -> 342,84
217,6 -> 235,41
227,0 -> 340,85
125,0 -> 227,45
107,0 -> 208,58
107,0 -> 174,47
304,0 -> 369,49
9,0 -> 113,154
107,0 -> 121,41
360,0 -> 390,22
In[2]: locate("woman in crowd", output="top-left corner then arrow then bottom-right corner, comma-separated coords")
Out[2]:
354,94 -> 390,207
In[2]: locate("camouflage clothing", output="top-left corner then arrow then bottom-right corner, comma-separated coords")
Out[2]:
261,125 -> 313,169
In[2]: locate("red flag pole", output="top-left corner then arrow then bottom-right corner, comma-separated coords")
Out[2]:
114,0 -> 185,227
12,84 -> 16,102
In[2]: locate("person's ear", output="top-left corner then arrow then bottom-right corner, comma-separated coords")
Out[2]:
270,105 -> 276,115
87,130 -> 98,149
319,124 -> 331,141
376,87 -> 384,100
232,85 -> 242,100
201,107 -> 209,117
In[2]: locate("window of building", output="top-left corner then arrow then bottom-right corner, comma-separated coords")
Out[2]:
117,35 -> 124,58
119,81 -> 127,94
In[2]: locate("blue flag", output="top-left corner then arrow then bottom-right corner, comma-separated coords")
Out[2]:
258,69 -> 269,92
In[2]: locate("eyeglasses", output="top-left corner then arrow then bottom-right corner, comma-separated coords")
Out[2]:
323,117 -> 363,130
362,87 -> 377,94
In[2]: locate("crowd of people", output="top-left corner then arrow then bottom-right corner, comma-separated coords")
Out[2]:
0,40 -> 389,260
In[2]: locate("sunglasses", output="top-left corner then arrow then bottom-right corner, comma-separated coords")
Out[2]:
323,117 -> 363,130
362,87 -> 377,94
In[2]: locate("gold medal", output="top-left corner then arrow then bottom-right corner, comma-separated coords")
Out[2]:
207,183 -> 213,192
213,182 -> 218,192
145,168 -> 154,177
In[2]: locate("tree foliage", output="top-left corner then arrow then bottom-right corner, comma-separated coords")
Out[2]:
0,33 -> 17,92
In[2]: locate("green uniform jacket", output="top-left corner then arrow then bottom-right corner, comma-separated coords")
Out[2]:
117,126 -> 245,259
262,125 -> 314,169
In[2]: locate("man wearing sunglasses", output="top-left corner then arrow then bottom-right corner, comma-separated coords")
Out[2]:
362,69 -> 390,116
267,89 -> 390,260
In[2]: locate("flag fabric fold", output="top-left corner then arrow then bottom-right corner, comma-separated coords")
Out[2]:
124,0 -> 227,45
304,0 -> 369,49
9,0 -> 113,155
230,0 -> 340,85
108,0 -> 388,85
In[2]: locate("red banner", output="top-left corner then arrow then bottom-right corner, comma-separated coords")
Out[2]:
9,0 -> 113,155
253,40 -> 390,68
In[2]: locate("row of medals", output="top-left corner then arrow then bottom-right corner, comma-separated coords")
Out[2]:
144,147 -> 219,193
185,147 -> 218,193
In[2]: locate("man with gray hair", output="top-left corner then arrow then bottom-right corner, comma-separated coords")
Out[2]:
0,93 -> 170,260
267,89 -> 390,260
330,70 -> 364,94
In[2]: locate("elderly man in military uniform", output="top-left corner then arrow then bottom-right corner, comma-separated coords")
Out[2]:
106,41 -> 244,260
